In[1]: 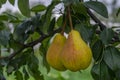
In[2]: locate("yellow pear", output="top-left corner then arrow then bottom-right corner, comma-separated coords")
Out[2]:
46,33 -> 66,71
61,30 -> 92,71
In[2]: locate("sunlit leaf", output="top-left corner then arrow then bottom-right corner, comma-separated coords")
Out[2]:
18,0 -> 30,17
31,4 -> 46,12
47,17 -> 56,34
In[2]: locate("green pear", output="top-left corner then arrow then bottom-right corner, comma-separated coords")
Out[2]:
46,33 -> 66,71
61,30 -> 92,71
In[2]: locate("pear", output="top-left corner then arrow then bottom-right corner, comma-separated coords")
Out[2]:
61,30 -> 92,71
46,33 -> 66,71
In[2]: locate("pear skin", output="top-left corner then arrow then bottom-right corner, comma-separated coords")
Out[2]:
61,30 -> 92,71
46,33 -> 66,71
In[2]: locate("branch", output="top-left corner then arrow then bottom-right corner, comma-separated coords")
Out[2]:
0,28 -> 62,60
87,9 -> 106,30
87,8 -> 120,42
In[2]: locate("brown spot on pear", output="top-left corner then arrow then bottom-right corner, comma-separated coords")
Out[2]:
46,33 -> 66,71
61,30 -> 92,71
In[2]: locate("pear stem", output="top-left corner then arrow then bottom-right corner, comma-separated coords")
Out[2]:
61,14 -> 67,35
68,5 -> 73,30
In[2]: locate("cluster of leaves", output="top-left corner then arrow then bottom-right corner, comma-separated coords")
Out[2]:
0,0 -> 120,80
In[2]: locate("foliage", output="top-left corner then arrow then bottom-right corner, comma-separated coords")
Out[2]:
0,0 -> 120,80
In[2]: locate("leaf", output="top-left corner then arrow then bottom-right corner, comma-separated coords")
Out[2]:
27,53 -> 44,80
14,20 -> 32,43
39,37 -> 51,73
41,1 -> 59,34
14,70 -> 23,80
63,0 -> 79,5
6,48 -> 33,75
92,40 -> 104,61
8,0 -> 14,5
0,30 -> 10,46
72,3 -> 87,16
75,24 -> 94,43
91,61 -> 114,80
18,0 -> 30,17
0,15 -> 9,21
0,66 -> 4,79
116,8 -> 120,16
103,46 -> 120,71
84,1 -> 108,18
115,69 -> 120,80
47,17 -> 56,34
23,67 -> 29,80
0,22 -> 6,30
57,16 -> 63,27
0,0 -> 6,8
100,28 -> 114,45
31,4 -> 46,12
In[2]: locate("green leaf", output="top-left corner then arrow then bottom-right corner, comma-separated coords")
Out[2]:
57,16 -> 63,27
116,8 -> 120,16
14,20 -> 32,43
84,1 -> 108,18
91,61 -> 114,80
92,40 -> 104,61
100,28 -> 114,45
27,32 -> 40,42
18,0 -> 30,17
23,67 -> 29,80
75,24 -> 94,43
14,70 -> 23,80
41,1 -> 59,34
72,3 -> 87,16
103,46 -> 120,71
39,37 -> 51,73
8,0 -> 14,5
47,17 -> 56,34
63,0 -> 79,5
0,30 -> 10,46
0,66 -> 5,80
0,15 -> 9,21
0,0 -> 6,8
115,70 -> 120,80
27,53 -> 44,80
0,22 -> 6,30
31,4 -> 46,12
9,36 -> 23,51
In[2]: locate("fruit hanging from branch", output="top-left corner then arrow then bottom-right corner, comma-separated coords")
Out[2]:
61,30 -> 92,71
46,33 -> 67,71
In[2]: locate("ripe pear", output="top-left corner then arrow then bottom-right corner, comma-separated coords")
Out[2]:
61,30 -> 92,71
46,33 -> 66,71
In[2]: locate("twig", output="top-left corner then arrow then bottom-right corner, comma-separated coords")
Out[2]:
87,8 -> 120,42
61,13 -> 67,35
68,6 -> 73,30
0,28 -> 62,60
87,9 -> 106,30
